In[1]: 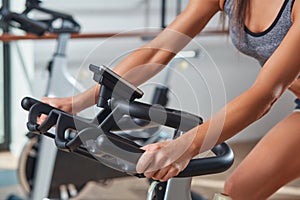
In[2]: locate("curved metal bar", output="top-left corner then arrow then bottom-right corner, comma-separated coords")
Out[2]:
0,29 -> 228,42
176,143 -> 234,177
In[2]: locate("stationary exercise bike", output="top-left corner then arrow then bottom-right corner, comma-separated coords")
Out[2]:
2,1 -> 207,199
1,1 -> 135,199
21,64 -> 234,200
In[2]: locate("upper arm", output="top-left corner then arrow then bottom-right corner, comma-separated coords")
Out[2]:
253,1 -> 300,100
167,0 -> 221,38
145,0 -> 221,54
114,0 -> 222,85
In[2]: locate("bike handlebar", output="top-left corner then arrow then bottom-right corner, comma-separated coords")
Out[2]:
176,143 -> 234,177
2,12 -> 49,35
1,0 -> 80,35
21,96 -> 234,178
21,97 -> 62,134
20,63 -> 234,179
135,142 -> 233,178
21,96 -> 41,111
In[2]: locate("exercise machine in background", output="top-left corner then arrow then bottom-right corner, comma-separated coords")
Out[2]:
1,1 -> 129,199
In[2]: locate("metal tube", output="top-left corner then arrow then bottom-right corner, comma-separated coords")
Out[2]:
161,0 -> 166,28
1,0 -> 11,150
176,0 -> 181,15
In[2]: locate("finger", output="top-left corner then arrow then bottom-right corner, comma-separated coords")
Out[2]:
37,114 -> 48,125
137,145 -> 169,173
40,97 -> 58,108
40,97 -> 50,104
152,166 -> 171,181
143,150 -> 173,173
159,166 -> 181,182
172,162 -> 183,172
136,151 -> 154,173
144,170 -> 157,179
140,144 -> 161,151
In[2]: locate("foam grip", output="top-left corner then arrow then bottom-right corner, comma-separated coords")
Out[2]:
21,97 -> 40,111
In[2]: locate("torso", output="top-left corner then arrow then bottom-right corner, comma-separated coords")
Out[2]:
221,0 -> 300,99
245,0 -> 287,33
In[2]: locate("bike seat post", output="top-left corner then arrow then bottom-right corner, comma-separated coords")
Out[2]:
55,33 -> 70,56
31,22 -> 77,200
54,19 -> 78,56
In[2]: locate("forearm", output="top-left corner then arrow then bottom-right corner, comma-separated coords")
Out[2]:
72,84 -> 99,112
73,0 -> 219,111
113,0 -> 220,86
71,36 -> 185,112
189,20 -> 300,155
187,86 -> 278,156
71,34 -> 181,111
113,27 -> 195,86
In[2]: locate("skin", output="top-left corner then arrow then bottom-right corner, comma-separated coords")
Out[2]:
41,0 -> 300,198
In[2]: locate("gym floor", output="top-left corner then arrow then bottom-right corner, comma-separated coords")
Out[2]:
0,140 -> 300,200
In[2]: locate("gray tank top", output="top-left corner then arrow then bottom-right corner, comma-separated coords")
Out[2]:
223,0 -> 295,66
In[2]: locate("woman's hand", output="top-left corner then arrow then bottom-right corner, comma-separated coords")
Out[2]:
40,96 -> 74,113
136,133 -> 197,182
37,96 -> 74,124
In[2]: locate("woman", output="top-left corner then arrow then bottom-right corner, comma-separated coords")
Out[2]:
41,0 -> 300,199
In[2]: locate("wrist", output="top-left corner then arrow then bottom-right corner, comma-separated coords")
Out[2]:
71,95 -> 86,113
72,85 -> 99,113
179,129 -> 201,158
183,124 -> 209,158
188,138 -> 201,158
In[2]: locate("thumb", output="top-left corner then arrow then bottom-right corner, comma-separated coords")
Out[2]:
136,151 -> 154,173
140,144 -> 160,151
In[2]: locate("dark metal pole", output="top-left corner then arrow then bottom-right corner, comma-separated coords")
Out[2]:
161,0 -> 166,28
0,0 -> 11,150
176,0 -> 182,15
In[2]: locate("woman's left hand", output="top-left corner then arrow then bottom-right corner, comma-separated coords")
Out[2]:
136,134 -> 197,182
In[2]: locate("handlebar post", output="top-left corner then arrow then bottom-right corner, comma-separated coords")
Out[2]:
25,0 -> 42,8
97,85 -> 112,109
55,33 -> 70,56
98,105 -> 124,132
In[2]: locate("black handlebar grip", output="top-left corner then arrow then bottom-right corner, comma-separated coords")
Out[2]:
21,97 -> 40,111
135,143 -> 234,178
22,97 -> 63,133
4,13 -> 48,35
176,143 -> 234,177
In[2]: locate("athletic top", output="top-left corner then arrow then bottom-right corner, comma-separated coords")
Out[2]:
223,0 -> 295,66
